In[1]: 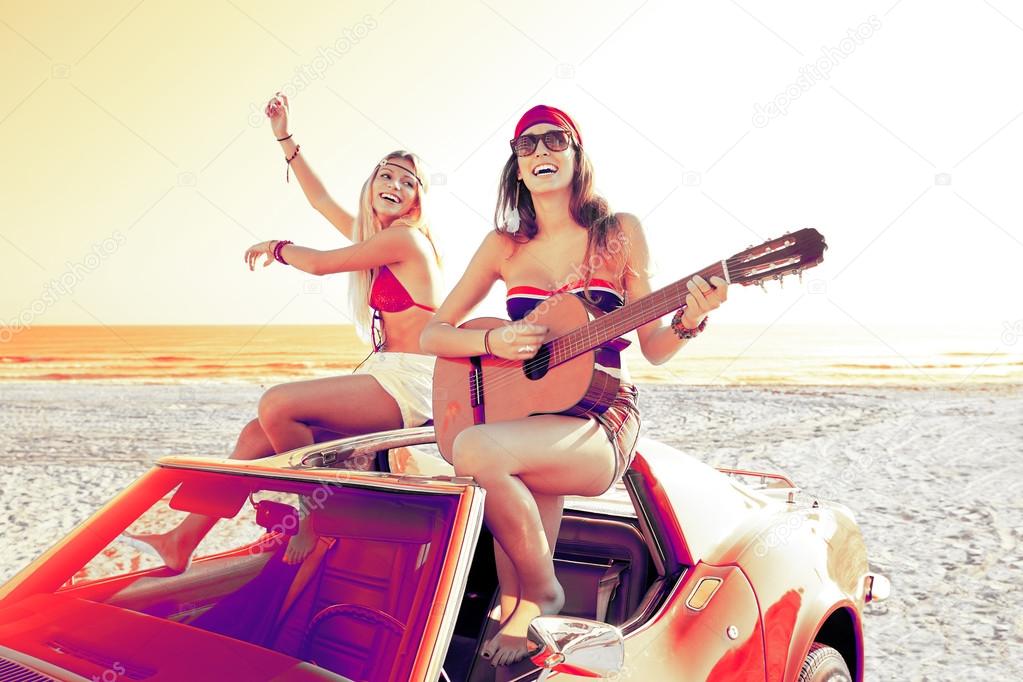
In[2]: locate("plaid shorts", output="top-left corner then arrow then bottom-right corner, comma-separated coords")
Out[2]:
591,383 -> 641,492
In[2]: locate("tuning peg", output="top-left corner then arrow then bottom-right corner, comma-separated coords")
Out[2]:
777,274 -> 784,289
797,269 -> 804,283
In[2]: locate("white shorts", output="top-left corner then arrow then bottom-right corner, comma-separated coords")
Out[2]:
352,351 -> 434,428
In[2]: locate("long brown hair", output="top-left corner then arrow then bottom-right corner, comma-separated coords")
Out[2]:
493,143 -> 626,285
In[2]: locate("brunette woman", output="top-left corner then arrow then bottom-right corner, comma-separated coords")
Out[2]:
420,105 -> 728,666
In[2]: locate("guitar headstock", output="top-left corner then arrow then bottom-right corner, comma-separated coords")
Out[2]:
725,228 -> 827,287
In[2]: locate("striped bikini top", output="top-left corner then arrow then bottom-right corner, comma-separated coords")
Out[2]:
506,278 -> 625,320
506,278 -> 630,380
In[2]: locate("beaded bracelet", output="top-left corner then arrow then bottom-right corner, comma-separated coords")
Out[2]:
671,307 -> 707,340
273,240 -> 293,265
285,145 -> 301,183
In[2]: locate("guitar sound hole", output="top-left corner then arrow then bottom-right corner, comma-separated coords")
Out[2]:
523,344 -> 551,380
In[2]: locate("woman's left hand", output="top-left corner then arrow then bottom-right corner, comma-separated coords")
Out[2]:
245,241 -> 276,270
681,275 -> 728,327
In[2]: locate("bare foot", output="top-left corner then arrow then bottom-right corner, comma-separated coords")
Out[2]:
283,516 -> 317,565
482,581 -> 564,667
121,531 -> 192,574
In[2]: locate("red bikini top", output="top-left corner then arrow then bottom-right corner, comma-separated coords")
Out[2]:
370,265 -> 436,314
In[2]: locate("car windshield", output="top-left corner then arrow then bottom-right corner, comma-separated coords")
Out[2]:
1,464 -> 464,682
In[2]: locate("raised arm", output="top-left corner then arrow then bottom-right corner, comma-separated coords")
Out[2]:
267,93 -> 356,240
621,213 -> 728,365
244,227 -> 422,276
420,232 -> 546,360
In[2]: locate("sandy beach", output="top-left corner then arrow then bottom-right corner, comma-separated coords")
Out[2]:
1,380 -> 1020,680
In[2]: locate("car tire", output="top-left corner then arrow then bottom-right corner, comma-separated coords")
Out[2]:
797,643 -> 852,682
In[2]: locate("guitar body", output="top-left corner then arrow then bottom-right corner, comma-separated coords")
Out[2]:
432,293 -> 623,460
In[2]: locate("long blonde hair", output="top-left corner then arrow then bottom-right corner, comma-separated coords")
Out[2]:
347,151 -> 437,340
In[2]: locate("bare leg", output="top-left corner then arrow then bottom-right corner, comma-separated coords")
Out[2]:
281,496 -> 316,564
130,376 -> 402,572
492,545 -> 518,626
491,492 -> 564,622
454,415 -> 615,666
259,375 -> 403,562
257,375 -> 401,453
126,418 -> 278,572
486,492 -> 563,666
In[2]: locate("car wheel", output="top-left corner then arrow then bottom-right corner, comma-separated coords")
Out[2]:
797,643 -> 852,682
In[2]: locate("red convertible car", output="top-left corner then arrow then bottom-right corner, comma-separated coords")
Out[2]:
0,427 -> 887,681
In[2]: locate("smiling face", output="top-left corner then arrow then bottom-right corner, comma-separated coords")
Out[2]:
371,159 -> 421,223
516,123 -> 576,196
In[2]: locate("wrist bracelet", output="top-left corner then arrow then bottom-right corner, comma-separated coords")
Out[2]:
285,145 -> 301,183
273,240 -> 293,265
671,307 -> 707,340
277,134 -> 293,142
483,329 -> 493,356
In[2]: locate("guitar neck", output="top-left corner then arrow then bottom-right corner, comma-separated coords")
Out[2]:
548,261 -> 729,366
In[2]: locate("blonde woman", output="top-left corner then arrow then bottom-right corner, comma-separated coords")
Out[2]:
128,94 -> 441,571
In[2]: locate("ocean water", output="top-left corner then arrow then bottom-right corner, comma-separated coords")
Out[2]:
0,324 -> 1019,386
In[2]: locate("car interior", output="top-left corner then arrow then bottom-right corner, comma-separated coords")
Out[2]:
2,446 -> 670,682
443,505 -> 659,682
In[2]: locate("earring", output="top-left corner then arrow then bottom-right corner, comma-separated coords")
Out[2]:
505,180 -> 521,233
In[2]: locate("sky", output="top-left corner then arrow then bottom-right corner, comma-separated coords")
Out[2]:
1,1 -> 1021,350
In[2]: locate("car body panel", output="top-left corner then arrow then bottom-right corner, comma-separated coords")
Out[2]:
709,495 -> 868,681
617,439 -> 869,681
0,428 -> 874,682
627,439 -> 776,567
546,562 -> 767,681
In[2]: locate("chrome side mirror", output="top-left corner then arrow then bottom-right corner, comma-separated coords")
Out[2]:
527,616 -> 624,681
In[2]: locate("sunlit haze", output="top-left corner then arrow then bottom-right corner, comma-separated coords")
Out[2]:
2,1 -> 1021,372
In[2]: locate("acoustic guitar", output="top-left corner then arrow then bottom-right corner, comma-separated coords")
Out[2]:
432,228 -> 827,459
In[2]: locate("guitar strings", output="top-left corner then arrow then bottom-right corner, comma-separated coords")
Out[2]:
551,245 -> 816,360
462,256 -> 765,398
456,261 -> 732,398
443,248 -> 814,399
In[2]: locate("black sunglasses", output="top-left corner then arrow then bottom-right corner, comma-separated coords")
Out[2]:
509,129 -> 573,157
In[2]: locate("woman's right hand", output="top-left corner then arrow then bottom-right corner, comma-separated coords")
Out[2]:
265,92 -> 290,139
245,241 -> 275,270
488,322 -> 548,360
